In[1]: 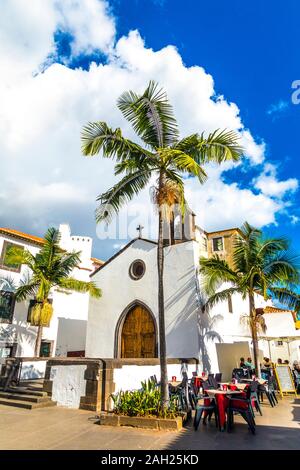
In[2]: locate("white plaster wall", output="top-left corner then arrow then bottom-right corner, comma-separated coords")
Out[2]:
113,363 -> 198,393
55,318 -> 87,356
163,242 -> 200,357
50,364 -> 86,408
86,239 -> 158,358
86,239 -> 200,359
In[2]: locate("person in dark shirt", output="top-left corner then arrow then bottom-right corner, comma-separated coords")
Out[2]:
240,357 -> 246,368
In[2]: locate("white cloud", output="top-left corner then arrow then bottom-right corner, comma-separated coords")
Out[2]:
254,164 -> 298,198
0,1 -> 297,257
54,0 -> 115,55
267,100 -> 289,116
290,215 -> 299,225
185,167 -> 283,230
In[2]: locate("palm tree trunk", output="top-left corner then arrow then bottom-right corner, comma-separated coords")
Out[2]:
249,292 -> 261,377
157,172 -> 169,409
34,324 -> 43,357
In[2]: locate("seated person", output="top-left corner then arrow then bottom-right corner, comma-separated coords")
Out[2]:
277,358 -> 283,365
263,357 -> 271,368
239,357 -> 246,368
245,357 -> 254,368
284,359 -> 289,365
293,361 -> 300,373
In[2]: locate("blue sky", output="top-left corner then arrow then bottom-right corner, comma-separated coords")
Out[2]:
109,0 -> 300,240
0,0 -> 299,260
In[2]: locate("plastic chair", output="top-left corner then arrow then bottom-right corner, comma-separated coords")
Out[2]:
249,380 -> 263,416
194,395 -> 219,430
258,376 -> 278,407
226,388 -> 256,435
215,373 -> 222,383
208,374 -> 219,389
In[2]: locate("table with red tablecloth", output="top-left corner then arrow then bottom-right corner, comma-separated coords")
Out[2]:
203,384 -> 249,429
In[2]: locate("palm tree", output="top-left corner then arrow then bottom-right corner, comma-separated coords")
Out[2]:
81,80 -> 243,407
200,222 -> 300,376
7,227 -> 101,356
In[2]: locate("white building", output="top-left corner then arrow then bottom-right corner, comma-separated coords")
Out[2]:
0,224 -> 103,359
86,215 -> 300,377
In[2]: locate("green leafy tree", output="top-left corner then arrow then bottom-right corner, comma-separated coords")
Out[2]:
200,222 -> 300,376
8,227 -> 101,356
81,80 -> 242,407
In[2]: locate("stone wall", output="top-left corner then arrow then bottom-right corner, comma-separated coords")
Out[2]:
43,357 -> 199,412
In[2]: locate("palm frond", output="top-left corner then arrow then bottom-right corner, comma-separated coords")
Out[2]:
263,251 -> 300,285
258,237 -> 290,257
269,287 -> 300,311
59,278 -> 101,298
163,149 -> 207,183
233,222 -> 261,272
204,287 -> 242,311
81,121 -> 153,162
196,129 -> 243,164
117,80 -> 179,148
200,256 -> 238,294
96,170 -> 152,222
15,281 -> 39,302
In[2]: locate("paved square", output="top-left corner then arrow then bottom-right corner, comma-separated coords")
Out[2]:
0,397 -> 299,450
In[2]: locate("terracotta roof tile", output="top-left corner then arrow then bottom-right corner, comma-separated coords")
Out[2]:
91,257 -> 104,265
0,227 -> 44,245
0,227 -> 102,266
264,306 -> 294,313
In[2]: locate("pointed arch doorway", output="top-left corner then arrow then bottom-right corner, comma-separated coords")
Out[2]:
117,303 -> 157,358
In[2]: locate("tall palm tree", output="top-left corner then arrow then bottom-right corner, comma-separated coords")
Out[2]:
7,227 -> 101,356
200,222 -> 300,376
81,80 -> 242,407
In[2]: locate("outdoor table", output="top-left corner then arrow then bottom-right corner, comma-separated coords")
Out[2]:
204,389 -> 245,430
219,382 -> 248,391
241,378 -> 266,385
168,381 -> 182,388
229,383 -> 248,391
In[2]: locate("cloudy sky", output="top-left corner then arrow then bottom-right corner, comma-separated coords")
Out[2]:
0,0 -> 299,260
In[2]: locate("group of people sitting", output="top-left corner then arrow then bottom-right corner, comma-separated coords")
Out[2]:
262,357 -> 300,391
238,357 -> 255,377
262,357 -> 289,368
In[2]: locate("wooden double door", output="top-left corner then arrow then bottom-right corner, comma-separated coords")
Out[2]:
121,305 -> 156,358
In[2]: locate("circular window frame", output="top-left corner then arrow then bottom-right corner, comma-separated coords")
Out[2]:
129,259 -> 146,281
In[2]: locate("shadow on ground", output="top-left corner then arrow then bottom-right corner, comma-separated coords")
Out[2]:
164,398 -> 300,450
165,421 -> 300,450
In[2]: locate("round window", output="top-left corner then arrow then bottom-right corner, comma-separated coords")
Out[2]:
129,260 -> 146,280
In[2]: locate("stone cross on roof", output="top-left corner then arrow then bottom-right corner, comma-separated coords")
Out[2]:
136,224 -> 144,238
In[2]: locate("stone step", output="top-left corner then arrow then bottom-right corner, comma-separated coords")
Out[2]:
0,391 -> 50,403
4,387 -> 48,397
0,397 -> 56,409
19,380 -> 44,387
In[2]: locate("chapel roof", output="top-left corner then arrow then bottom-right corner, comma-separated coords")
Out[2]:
90,238 -> 157,277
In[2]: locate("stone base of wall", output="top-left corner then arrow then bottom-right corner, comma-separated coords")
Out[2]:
99,412 -> 189,431
43,357 -> 199,412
